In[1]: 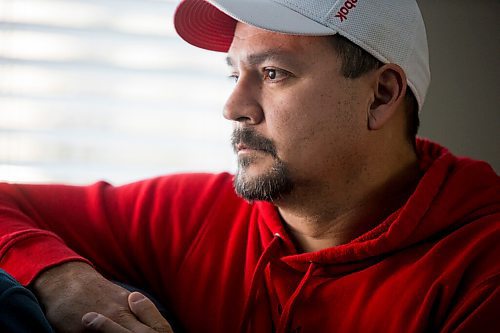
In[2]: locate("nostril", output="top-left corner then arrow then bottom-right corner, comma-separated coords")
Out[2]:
235,116 -> 251,123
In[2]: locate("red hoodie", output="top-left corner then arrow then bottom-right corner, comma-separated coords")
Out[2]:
0,139 -> 499,333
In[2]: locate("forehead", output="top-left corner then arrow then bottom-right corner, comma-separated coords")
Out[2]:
227,23 -> 336,65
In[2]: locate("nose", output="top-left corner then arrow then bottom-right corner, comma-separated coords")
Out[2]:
223,76 -> 264,125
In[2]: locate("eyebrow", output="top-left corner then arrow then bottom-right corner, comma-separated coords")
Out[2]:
225,51 -> 298,67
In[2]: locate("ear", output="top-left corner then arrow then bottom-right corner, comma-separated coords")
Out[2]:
367,64 -> 407,130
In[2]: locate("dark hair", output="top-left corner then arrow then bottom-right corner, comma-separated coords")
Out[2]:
329,34 -> 419,148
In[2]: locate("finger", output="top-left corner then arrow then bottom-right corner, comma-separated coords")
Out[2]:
128,292 -> 174,333
82,312 -> 130,332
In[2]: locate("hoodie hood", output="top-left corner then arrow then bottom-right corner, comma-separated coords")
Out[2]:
256,139 -> 500,271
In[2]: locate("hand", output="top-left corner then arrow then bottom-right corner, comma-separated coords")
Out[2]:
82,292 -> 174,332
32,262 -> 156,333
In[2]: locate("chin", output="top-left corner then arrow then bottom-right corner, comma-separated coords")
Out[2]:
233,158 -> 294,202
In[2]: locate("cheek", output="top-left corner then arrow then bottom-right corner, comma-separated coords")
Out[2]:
264,83 -> 369,174
271,84 -> 364,144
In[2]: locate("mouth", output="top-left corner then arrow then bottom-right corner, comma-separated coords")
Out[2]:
231,128 -> 277,157
236,143 -> 269,154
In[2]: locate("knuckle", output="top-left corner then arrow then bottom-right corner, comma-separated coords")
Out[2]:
113,307 -> 134,322
85,315 -> 105,329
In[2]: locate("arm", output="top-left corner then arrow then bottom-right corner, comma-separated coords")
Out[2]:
0,174 -> 231,331
0,174 -> 231,286
0,176 -> 207,286
0,180 -> 149,285
0,180 -> 168,332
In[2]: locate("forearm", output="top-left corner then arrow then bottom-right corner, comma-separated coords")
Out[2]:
0,174 -> 203,302
0,181 -> 131,285
32,262 -> 105,303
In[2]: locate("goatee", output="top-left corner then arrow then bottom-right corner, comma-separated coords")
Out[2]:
231,128 -> 294,202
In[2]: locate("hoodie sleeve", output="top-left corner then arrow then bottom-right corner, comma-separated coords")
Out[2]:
0,173 -> 232,289
0,181 -> 110,286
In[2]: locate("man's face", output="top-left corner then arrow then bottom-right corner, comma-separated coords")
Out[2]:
226,23 -> 373,202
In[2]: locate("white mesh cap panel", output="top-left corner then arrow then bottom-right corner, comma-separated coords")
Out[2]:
323,0 -> 429,109
210,0 -> 335,35
273,0 -> 341,24
405,3 -> 430,108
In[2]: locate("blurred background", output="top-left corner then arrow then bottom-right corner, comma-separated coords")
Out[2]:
0,0 -> 498,185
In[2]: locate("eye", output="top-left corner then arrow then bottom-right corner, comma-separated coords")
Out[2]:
228,74 -> 239,83
266,68 -> 277,80
263,68 -> 290,82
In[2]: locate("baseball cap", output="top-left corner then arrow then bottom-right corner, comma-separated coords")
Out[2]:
174,0 -> 431,111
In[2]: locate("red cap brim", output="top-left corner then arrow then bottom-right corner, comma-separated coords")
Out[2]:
174,0 -> 236,52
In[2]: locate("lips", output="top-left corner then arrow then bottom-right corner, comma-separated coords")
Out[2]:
231,128 -> 277,157
236,143 -> 267,153
236,143 -> 248,152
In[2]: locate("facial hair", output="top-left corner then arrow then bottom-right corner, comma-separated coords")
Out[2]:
231,128 -> 294,202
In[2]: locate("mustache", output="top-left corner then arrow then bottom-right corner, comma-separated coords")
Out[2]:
231,128 -> 277,158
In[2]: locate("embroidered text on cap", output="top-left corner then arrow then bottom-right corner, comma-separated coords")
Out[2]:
336,0 -> 359,22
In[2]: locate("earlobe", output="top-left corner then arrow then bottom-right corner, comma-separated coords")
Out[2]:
368,64 -> 407,130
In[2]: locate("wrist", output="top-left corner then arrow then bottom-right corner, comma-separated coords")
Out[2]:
32,261 -> 97,298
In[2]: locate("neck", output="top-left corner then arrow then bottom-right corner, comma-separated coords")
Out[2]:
276,148 -> 420,253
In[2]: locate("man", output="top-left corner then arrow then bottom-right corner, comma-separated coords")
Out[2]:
0,0 -> 498,332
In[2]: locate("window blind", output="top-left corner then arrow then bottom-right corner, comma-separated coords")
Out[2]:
0,0 -> 235,184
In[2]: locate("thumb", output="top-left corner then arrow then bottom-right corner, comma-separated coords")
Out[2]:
128,292 -> 174,333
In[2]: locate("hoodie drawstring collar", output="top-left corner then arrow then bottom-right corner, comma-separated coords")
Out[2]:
277,261 -> 316,333
239,233 -> 282,332
240,233 -> 317,332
